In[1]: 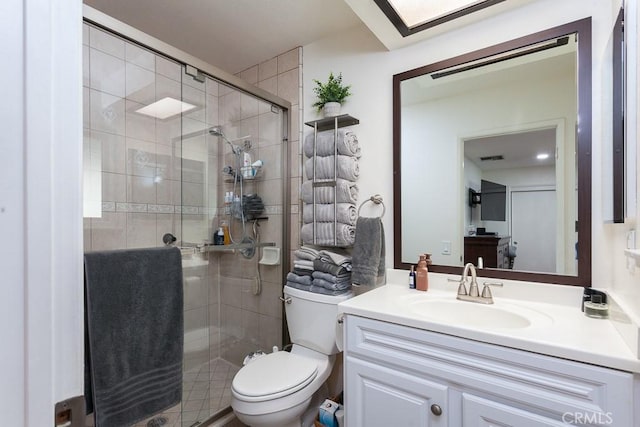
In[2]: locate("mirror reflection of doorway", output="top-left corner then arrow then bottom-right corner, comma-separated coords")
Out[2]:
510,189 -> 556,273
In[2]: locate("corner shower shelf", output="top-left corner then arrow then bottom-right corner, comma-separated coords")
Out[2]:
200,241 -> 276,253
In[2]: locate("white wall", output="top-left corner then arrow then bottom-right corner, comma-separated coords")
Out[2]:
303,0 -> 630,291
1,0 -> 84,424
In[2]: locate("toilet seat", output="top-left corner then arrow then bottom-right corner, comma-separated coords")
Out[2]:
232,351 -> 318,402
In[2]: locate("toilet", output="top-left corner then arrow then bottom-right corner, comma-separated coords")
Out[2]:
231,285 -> 352,427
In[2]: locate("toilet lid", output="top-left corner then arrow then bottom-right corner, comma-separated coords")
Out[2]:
232,351 -> 318,401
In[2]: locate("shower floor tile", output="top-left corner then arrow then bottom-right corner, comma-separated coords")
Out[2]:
133,357 -> 240,427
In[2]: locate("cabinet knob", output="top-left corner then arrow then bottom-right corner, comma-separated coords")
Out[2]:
430,404 -> 443,416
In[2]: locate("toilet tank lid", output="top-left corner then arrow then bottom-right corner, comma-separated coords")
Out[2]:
284,285 -> 353,304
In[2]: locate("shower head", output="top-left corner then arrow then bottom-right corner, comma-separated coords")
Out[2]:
208,125 -> 224,137
209,126 -> 242,154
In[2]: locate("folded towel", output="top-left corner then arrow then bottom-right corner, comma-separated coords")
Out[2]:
312,270 -> 351,284
305,155 -> 359,181
84,247 -> 183,426
313,277 -> 352,291
286,272 -> 313,286
301,222 -> 356,247
286,281 -> 311,291
302,179 -> 359,204
294,246 -> 320,261
318,249 -> 352,268
304,129 -> 361,158
351,217 -> 386,287
303,203 -> 357,226
293,267 -> 313,276
313,259 -> 351,276
287,281 -> 351,296
293,259 -> 314,270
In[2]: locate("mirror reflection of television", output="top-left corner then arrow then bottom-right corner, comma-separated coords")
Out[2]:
481,179 -> 506,221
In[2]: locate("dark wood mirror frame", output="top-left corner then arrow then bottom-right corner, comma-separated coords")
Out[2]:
613,8 -> 625,223
393,18 -> 592,286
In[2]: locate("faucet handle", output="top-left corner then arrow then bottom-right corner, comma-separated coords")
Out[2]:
481,281 -> 503,298
468,279 -> 480,297
447,277 -> 467,295
447,277 -> 468,296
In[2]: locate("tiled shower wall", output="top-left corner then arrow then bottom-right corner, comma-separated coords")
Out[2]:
236,47 -> 304,266
82,23 -> 288,372
214,47 -> 305,363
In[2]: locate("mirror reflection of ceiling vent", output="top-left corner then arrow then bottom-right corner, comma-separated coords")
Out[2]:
480,155 -> 504,161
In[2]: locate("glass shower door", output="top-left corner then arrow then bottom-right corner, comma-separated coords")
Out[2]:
179,73 -> 287,424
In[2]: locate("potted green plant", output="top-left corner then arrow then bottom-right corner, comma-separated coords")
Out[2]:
312,72 -> 352,117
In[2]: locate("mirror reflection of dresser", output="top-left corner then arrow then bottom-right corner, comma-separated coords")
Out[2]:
464,235 -> 511,270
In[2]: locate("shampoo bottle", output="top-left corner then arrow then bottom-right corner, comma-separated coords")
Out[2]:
416,254 -> 429,291
409,265 -> 416,289
221,220 -> 230,245
213,227 -> 224,245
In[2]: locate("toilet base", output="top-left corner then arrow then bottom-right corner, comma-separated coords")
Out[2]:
233,396 -> 310,427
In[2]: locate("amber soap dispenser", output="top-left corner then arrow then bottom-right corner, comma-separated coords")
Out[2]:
416,254 -> 429,291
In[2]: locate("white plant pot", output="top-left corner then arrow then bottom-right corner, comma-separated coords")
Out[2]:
322,102 -> 341,117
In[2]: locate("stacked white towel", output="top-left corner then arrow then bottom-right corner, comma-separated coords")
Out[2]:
303,129 -> 361,158
304,155 -> 359,181
303,128 -> 359,247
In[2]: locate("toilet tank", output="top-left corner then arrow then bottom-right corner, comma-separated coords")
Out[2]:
284,285 -> 352,355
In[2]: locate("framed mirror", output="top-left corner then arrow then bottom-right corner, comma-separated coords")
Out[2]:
393,18 -> 592,286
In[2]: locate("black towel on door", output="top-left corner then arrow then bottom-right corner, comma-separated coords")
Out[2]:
84,246 -> 183,426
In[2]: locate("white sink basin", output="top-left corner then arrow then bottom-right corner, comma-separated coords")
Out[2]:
406,298 -> 553,329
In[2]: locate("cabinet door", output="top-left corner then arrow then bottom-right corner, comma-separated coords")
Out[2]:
463,393 -> 568,427
345,356 -> 448,427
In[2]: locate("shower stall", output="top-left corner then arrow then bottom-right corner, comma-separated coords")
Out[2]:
82,13 -> 290,426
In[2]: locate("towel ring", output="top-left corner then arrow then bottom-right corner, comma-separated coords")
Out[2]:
358,194 -> 385,218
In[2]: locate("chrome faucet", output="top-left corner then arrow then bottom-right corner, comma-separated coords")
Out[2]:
448,263 -> 503,304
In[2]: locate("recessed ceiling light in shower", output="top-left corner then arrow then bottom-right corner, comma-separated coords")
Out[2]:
135,97 -> 197,120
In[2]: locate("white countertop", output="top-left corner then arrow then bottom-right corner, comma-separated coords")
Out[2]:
339,269 -> 640,373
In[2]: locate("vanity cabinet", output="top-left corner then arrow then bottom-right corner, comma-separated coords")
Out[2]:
344,315 -> 634,427
464,235 -> 510,268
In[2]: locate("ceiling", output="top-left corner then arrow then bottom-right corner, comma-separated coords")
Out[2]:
465,128 -> 557,171
83,0 -> 533,74
83,0 -> 364,74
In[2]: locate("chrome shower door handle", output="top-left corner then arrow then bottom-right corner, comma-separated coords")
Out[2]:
279,296 -> 292,304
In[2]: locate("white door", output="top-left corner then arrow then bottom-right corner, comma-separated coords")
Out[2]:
1,1 -> 84,425
510,190 -> 556,273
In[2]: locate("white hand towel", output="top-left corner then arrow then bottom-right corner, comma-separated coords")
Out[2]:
302,203 -> 357,226
301,222 -> 356,247
304,129 -> 361,158
305,155 -> 359,181
301,179 -> 359,204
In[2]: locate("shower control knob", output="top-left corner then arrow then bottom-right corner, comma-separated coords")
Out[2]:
162,233 -> 177,245
430,404 -> 443,416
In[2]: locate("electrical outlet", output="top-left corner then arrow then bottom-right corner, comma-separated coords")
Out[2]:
442,240 -> 451,255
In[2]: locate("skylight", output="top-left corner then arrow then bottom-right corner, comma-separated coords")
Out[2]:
374,0 -> 505,37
